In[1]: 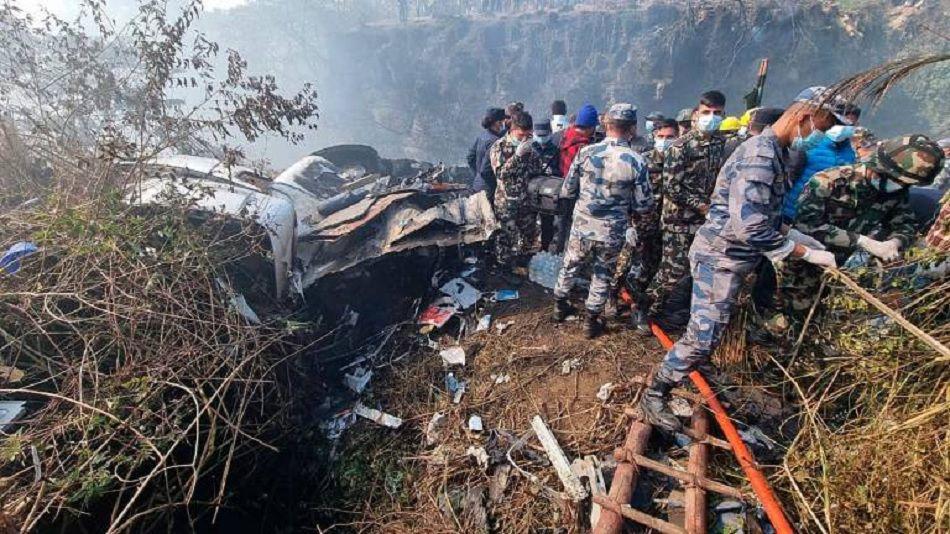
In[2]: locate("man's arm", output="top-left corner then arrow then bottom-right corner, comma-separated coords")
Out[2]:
728,154 -> 794,260
794,178 -> 858,249
467,139 -> 478,172
885,194 -> 918,248
629,157 -> 655,215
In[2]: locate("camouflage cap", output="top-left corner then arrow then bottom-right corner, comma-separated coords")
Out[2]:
646,110 -> 665,121
676,108 -> 694,123
868,134 -> 945,186
793,86 -> 851,124
852,127 -> 878,150
606,103 -> 637,123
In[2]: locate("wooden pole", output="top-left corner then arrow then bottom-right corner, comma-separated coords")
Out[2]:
592,418 -> 651,534
629,453 -> 743,499
593,494 -> 687,534
824,267 -> 950,360
685,409 -> 710,534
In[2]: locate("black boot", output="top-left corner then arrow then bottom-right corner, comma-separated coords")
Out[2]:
553,298 -> 577,323
584,313 -> 605,339
604,290 -> 620,320
639,377 -> 682,433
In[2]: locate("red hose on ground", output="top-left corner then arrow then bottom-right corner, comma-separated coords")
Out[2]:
650,323 -> 795,534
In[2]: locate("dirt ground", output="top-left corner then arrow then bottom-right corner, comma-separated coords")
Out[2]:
317,267 -> 700,532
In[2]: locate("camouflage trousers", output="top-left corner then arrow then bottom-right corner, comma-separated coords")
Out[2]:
657,256 -> 757,384
612,227 -> 661,305
645,229 -> 699,317
494,205 -> 538,267
774,258 -> 824,315
554,230 -> 621,314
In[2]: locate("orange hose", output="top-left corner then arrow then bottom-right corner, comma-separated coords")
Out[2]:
650,323 -> 795,534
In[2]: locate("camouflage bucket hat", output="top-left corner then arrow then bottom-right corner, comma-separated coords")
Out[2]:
869,134 -> 945,186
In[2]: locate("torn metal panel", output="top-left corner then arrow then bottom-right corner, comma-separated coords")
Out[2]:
297,191 -> 497,286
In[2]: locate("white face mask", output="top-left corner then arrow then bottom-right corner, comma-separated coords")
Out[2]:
826,125 -> 855,143
696,113 -> 723,132
738,126 -> 748,137
534,134 -> 551,145
654,137 -> 673,153
644,120 -> 655,133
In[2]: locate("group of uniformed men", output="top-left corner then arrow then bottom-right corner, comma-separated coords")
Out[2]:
467,87 -> 947,432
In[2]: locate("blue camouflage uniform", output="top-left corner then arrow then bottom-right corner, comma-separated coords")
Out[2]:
554,137 -> 655,313
657,128 -> 796,383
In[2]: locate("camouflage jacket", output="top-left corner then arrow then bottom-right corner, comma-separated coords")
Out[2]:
661,129 -> 730,229
692,128 -> 794,265
925,190 -> 950,252
632,148 -> 665,234
561,136 -> 654,244
489,134 -> 544,212
795,163 -> 917,254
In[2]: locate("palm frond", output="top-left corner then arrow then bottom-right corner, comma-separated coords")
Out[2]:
828,53 -> 950,108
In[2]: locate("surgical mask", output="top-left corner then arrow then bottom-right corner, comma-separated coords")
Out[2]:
534,134 -> 551,145
825,125 -> 855,143
791,119 -> 825,152
654,137 -> 672,153
877,176 -> 905,193
696,113 -> 723,132
645,120 -> 655,133
738,126 -> 748,137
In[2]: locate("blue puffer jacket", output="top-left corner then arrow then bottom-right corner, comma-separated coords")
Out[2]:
782,136 -> 856,221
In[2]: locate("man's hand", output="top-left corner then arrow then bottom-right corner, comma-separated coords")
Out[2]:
801,248 -> 837,269
857,235 -> 901,262
787,228 -> 825,250
515,141 -> 533,158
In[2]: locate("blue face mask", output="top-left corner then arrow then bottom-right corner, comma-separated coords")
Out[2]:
825,125 -> 855,143
645,120 -> 655,133
791,119 -> 825,151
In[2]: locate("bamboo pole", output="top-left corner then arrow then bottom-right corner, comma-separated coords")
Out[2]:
592,418 -> 651,534
685,409 -> 710,533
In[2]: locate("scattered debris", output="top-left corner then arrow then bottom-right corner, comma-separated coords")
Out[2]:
466,445 -> 489,468
530,415 -> 588,501
669,396 -> 694,418
560,357 -> 582,375
228,293 -> 262,324
426,412 -> 448,446
460,485 -> 489,531
490,373 -> 511,385
714,500 -> 746,533
0,401 -> 27,431
440,346 -> 466,366
320,411 -> 356,439
494,320 -> 514,333
440,278 -> 481,309
343,366 -> 373,394
488,464 -> 512,503
353,402 -> 403,428
0,241 -> 38,275
418,296 -> 458,327
738,425 -> 775,451
493,289 -> 519,302
476,314 -> 492,332
596,382 -> 615,401
571,456 -> 607,528
468,414 -> 484,432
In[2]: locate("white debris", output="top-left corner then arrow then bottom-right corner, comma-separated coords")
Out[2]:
476,314 -> 492,332
495,320 -> 514,333
440,346 -> 466,366
491,373 -> 511,385
343,366 -> 373,394
426,412 -> 448,446
468,414 -> 483,432
229,294 -> 262,324
571,455 -> 607,528
440,277 -> 481,309
453,382 -> 466,404
353,402 -> 403,428
466,445 -> 489,468
561,357 -> 582,375
670,397 -> 694,418
596,382 -> 615,401
530,415 -> 588,501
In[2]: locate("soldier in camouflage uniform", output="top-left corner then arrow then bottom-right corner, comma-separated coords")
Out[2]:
553,103 -> 655,339
640,91 -> 842,433
645,91 -> 731,331
775,135 -> 945,315
489,111 -> 544,268
611,119 -> 679,328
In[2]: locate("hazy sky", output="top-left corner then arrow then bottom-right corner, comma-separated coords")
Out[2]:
17,0 -> 251,20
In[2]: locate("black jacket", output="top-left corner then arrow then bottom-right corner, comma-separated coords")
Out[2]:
468,129 -> 500,196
